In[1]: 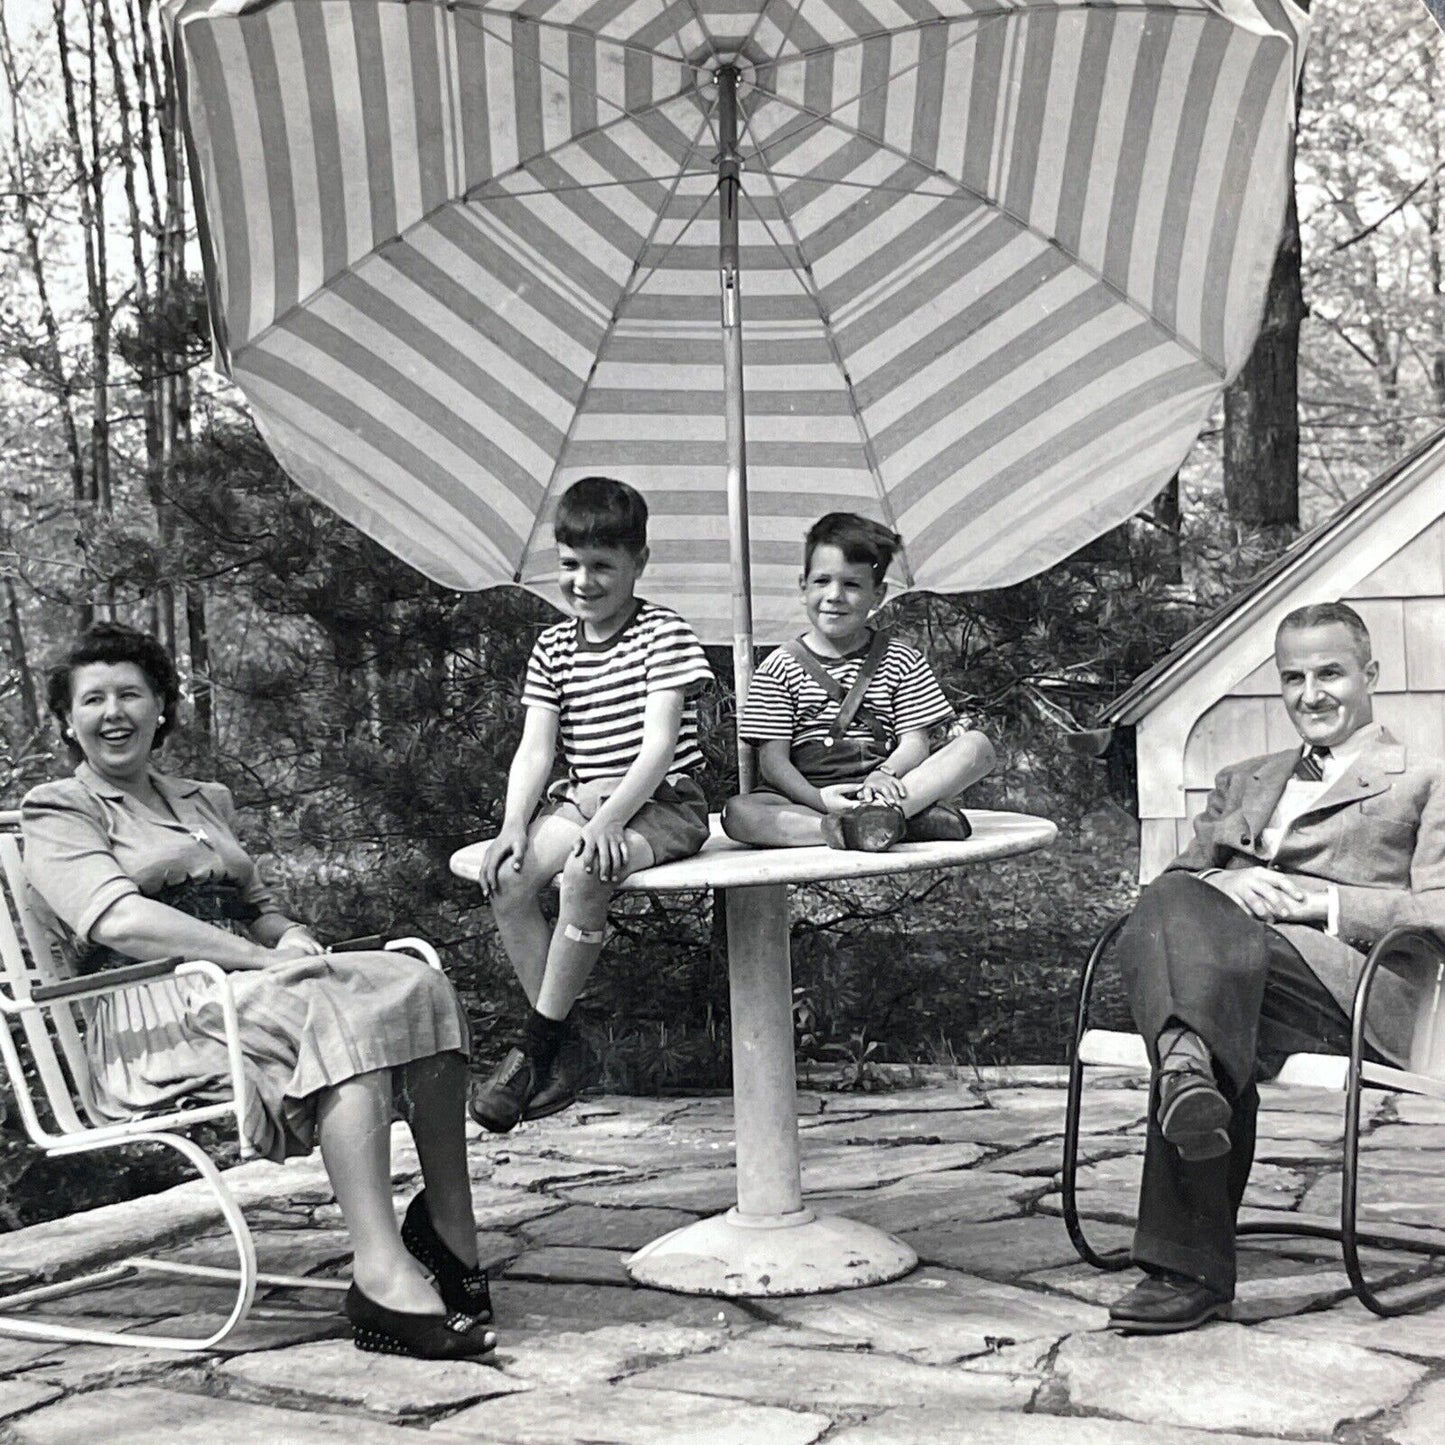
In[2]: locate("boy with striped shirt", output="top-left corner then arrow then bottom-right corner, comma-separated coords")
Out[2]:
471,478 -> 713,1132
723,513 -> 994,852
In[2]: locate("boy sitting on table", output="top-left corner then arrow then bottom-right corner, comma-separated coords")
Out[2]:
722,512 -> 994,852
470,476 -> 714,1133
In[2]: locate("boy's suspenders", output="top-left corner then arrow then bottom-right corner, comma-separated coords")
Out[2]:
782,629 -> 893,748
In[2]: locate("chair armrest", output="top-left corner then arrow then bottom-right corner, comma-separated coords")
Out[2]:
328,934 -> 384,953
30,956 -> 186,1003
1363,925 -> 1445,964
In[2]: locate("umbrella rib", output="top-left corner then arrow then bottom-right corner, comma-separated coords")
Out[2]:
746,90 -> 1220,376
733,125 -> 913,586
514,107 -> 722,575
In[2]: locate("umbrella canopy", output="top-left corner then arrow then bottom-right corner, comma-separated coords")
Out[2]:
166,0 -> 1307,645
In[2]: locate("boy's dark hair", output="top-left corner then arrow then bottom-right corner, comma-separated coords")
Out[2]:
803,512 -> 902,586
47,621 -> 182,760
553,476 -> 648,555
1276,601 -> 1373,665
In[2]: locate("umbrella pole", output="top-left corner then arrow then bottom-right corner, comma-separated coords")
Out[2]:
717,65 -> 756,796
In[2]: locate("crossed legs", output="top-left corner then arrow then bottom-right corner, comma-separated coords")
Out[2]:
318,1052 -> 478,1316
1112,873 -> 1369,1308
722,730 -> 993,848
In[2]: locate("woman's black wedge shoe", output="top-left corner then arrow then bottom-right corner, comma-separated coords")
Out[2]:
401,1190 -> 494,1322
345,1282 -> 496,1360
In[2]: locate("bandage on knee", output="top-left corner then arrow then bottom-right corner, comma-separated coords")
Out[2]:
563,923 -> 606,944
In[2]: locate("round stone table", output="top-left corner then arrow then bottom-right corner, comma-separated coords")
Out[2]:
450,808 -> 1057,1297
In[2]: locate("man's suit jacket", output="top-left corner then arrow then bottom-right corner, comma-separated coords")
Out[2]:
1164,727 -> 1445,1064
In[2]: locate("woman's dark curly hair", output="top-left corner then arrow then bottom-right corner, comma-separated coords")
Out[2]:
46,622 -> 182,761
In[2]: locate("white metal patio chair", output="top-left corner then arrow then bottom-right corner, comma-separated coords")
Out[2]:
1062,913 -> 1445,1316
0,809 -> 441,1350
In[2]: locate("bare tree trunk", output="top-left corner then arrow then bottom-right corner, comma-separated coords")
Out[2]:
1223,181 -> 1305,528
185,589 -> 213,745
1221,0 -> 1309,530
102,0 -> 176,648
3,575 -> 41,737
0,9 -> 86,510
1153,473 -> 1182,584
1426,43 -> 1445,415
53,0 -> 113,514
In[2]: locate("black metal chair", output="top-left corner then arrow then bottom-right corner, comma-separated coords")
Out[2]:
1062,915 -> 1445,1316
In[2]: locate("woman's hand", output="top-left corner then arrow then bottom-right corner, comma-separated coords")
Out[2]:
479,823 -> 530,897
576,819 -> 629,883
277,924 -> 325,955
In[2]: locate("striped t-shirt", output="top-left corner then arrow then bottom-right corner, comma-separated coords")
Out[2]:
523,601 -> 714,781
739,632 -> 955,749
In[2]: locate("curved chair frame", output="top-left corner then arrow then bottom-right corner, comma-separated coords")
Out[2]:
1062,913 -> 1445,1316
0,813 -> 441,1350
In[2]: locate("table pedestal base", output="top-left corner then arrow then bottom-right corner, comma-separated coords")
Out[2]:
624,1207 -> 917,1297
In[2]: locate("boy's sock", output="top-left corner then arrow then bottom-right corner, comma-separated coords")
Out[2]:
521,1007 -> 570,1072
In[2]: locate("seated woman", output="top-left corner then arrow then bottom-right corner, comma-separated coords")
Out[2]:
20,622 -> 493,1362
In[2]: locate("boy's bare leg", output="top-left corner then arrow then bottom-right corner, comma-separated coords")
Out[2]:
534,829 -> 656,1020
896,731 -> 995,816
720,792 -> 831,847
487,816 -> 583,1005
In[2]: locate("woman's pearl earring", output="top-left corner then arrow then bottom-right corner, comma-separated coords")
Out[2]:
157,714 -> 166,726
63,728 -> 74,740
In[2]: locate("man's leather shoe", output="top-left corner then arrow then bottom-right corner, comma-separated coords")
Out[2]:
468,1048 -> 536,1134
1157,1031 -> 1230,1161
1108,1271 -> 1231,1334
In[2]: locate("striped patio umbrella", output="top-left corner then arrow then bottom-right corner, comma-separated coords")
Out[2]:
166,0 -> 1307,658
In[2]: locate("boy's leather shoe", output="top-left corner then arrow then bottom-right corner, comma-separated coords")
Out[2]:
821,803 -> 906,852
523,1028 -> 601,1120
1108,1271 -> 1232,1334
468,1048 -> 536,1134
903,801 -> 972,843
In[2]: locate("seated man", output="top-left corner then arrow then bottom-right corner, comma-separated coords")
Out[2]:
1107,601 -> 1445,1335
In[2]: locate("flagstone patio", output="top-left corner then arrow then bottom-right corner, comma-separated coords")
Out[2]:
2,1065 -> 1444,1443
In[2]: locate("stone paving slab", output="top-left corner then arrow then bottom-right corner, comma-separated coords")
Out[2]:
484,1321 -> 724,1390
0,1375 -> 61,1421
445,1383 -> 832,1443
906,1214 -> 1134,1278
1391,1377 -> 1445,1444
628,1339 -> 1039,1411
1256,1297 -> 1445,1359
1052,1326 -> 1427,1434
516,1204 -> 698,1250
5,1073 -> 1445,1444
220,1337 -> 523,1415
826,1411 -> 1319,1445
797,1110 -> 1044,1148
755,1265 -> 1106,1362
501,1246 -> 632,1287
6,1383 -> 480,1444
1301,1167 -> 1445,1224
815,1170 -> 1044,1232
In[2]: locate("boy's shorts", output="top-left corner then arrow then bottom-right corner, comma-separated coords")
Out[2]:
789,737 -> 891,789
542,775 -> 710,867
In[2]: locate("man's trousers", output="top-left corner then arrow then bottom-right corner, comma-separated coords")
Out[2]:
1112,871 -> 1375,1297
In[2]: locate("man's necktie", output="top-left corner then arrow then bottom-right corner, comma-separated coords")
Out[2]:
1293,745 -> 1330,781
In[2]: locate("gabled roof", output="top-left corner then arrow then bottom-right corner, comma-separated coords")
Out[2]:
1102,425 -> 1445,726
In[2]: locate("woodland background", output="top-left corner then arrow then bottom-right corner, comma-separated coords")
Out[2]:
1,0 -> 1443,1223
